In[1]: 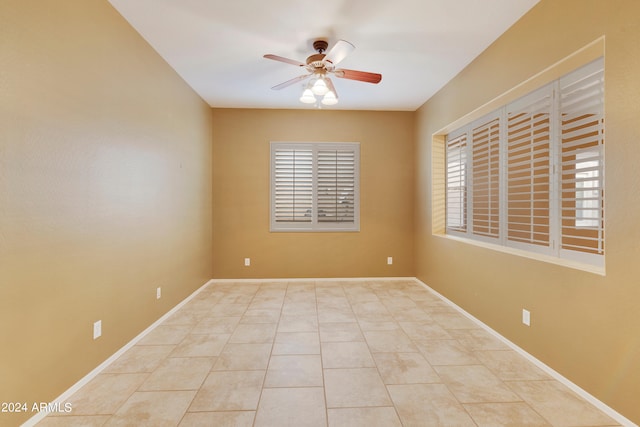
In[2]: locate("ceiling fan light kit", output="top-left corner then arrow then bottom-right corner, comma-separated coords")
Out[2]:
264,39 -> 382,107
299,75 -> 337,105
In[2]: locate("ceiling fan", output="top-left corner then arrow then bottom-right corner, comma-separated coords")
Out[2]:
264,39 -> 382,105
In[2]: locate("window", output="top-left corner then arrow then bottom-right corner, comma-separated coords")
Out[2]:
271,142 -> 360,232
445,58 -> 604,267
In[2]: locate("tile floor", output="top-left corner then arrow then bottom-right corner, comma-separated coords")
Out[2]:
38,279 -> 621,427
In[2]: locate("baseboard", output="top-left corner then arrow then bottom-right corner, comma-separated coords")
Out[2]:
413,278 -> 637,427
210,276 -> 416,283
21,279 -> 214,427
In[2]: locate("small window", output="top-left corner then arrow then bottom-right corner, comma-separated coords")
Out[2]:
271,142 -> 360,232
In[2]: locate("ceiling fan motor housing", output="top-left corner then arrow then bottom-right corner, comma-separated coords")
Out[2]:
306,40 -> 330,69
306,53 -> 327,69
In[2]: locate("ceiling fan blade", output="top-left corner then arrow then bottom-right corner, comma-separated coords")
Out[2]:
324,40 -> 355,66
334,68 -> 382,84
271,74 -> 311,90
263,54 -> 305,67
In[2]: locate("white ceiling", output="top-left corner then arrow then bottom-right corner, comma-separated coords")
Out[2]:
108,0 -> 539,111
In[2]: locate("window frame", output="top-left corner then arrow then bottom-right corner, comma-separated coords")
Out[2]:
270,141 -> 360,233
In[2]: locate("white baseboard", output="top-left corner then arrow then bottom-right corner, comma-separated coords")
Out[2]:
413,278 -> 637,427
210,276 -> 416,283
21,279 -> 214,427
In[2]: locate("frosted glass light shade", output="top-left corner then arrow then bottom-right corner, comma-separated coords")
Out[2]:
321,91 -> 338,105
299,89 -> 316,104
311,78 -> 329,96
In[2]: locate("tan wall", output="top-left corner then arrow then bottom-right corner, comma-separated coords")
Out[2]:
415,0 -> 640,423
212,109 -> 414,279
0,1 -> 213,425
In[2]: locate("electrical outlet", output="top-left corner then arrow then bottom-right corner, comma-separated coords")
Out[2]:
93,320 -> 102,339
522,309 -> 531,326
156,287 -> 161,299
387,256 -> 393,265
244,258 -> 251,266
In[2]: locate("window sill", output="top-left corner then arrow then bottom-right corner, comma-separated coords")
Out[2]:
433,233 -> 605,276
270,229 -> 360,233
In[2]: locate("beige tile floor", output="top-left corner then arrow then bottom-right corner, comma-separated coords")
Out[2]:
39,279 -> 621,427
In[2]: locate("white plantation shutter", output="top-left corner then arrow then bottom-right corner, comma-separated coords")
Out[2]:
471,115 -> 500,240
443,57 -> 605,269
559,58 -> 605,261
271,142 -> 359,231
446,132 -> 467,233
506,85 -> 553,251
273,148 -> 313,223
317,149 -> 356,223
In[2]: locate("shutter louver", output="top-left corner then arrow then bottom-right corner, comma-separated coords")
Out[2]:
317,149 -> 355,223
506,86 -> 552,248
559,58 -> 604,256
472,117 -> 500,239
446,134 -> 467,233
274,149 -> 313,223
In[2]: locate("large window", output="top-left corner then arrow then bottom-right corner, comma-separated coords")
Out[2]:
445,58 -> 604,267
271,142 -> 360,232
